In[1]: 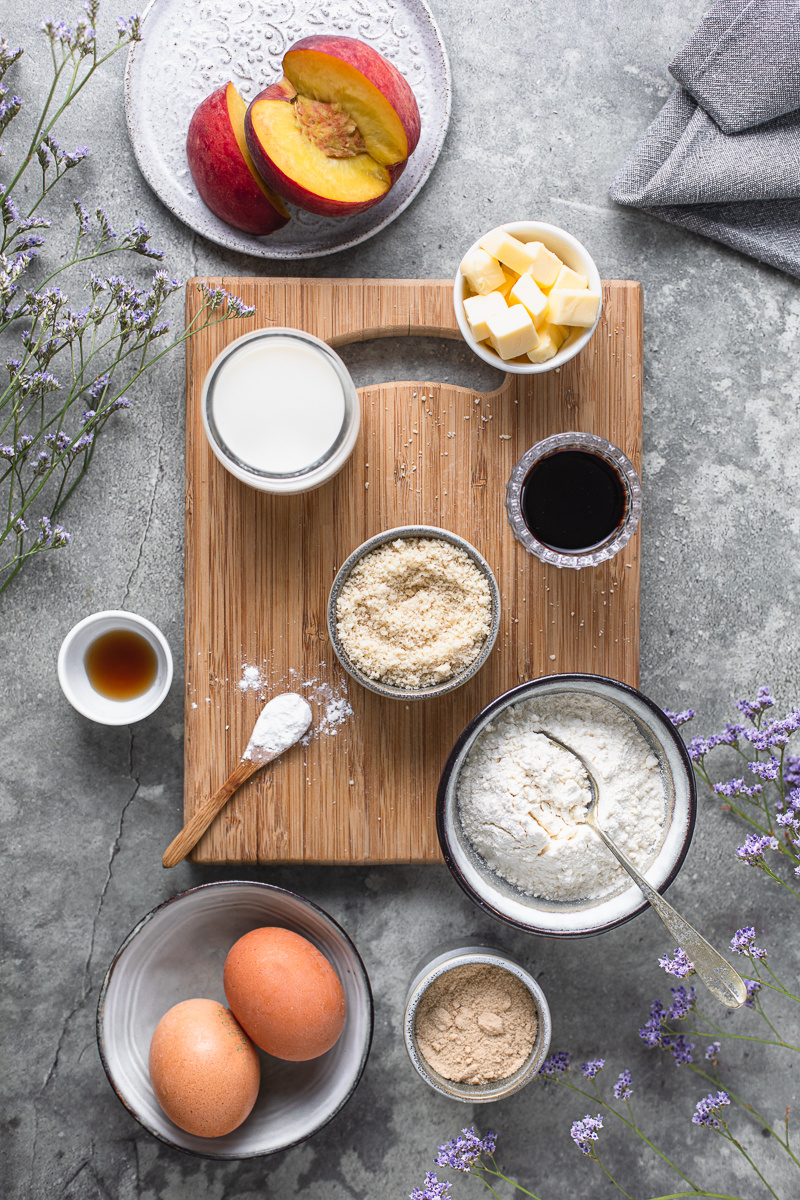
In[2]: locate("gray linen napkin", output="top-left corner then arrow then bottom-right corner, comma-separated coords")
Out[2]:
609,0 -> 800,278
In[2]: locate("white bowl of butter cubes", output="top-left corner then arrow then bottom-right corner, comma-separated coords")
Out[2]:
454,221 -> 602,374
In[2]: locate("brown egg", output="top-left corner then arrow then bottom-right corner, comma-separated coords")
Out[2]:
224,927 -> 347,1061
148,998 -> 260,1137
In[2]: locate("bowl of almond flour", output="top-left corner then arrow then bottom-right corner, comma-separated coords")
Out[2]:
437,675 -> 696,937
327,527 -> 500,700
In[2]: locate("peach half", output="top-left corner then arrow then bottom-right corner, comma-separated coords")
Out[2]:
245,35 -> 421,218
186,82 -> 290,236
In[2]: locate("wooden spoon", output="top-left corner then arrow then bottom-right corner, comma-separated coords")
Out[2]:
163,693 -> 312,869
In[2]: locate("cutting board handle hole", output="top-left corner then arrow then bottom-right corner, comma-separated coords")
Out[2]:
332,335 -> 504,397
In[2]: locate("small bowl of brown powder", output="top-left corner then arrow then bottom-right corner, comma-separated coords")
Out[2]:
404,945 -> 551,1102
328,527 -> 500,701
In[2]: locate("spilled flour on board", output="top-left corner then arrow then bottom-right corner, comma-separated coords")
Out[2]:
235,659 -> 353,742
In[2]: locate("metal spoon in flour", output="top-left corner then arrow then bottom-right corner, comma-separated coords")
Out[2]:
542,732 -> 747,1010
162,693 -> 312,869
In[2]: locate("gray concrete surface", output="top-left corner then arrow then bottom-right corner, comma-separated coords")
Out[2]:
3,1 -> 800,1197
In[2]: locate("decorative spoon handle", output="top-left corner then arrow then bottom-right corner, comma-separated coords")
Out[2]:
162,757 -> 263,869
588,817 -> 747,1009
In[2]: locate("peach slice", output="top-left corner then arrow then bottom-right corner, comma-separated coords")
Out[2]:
245,36 -> 421,218
186,82 -> 290,236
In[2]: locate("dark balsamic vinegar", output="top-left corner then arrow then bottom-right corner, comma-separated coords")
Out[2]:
520,449 -> 627,552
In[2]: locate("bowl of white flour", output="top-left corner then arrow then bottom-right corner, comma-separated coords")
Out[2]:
437,675 -> 696,937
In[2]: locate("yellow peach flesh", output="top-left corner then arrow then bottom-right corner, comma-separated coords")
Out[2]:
249,98 -> 390,202
284,50 -> 408,165
226,84 -> 290,215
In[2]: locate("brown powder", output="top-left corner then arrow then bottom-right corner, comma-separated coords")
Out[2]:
414,964 -> 537,1086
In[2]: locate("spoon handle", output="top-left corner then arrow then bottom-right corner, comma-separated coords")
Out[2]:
162,757 -> 263,869
588,821 -> 747,1009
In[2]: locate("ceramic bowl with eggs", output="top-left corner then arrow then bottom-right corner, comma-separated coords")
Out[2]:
437,674 -> 696,938
454,221 -> 602,375
97,881 -> 373,1157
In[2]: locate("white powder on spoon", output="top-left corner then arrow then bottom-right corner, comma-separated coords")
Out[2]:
242,693 -> 313,763
458,693 -> 667,901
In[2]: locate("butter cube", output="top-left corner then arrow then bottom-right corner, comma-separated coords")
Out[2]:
479,228 -> 541,277
486,305 -> 540,360
523,241 -> 563,289
460,247 -> 506,296
547,288 -> 602,327
542,322 -> 569,349
553,264 -> 588,291
497,266 -> 519,299
509,273 -> 548,326
527,329 -> 559,364
463,291 -> 508,342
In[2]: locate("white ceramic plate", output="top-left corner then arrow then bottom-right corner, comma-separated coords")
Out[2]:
124,0 -> 451,259
97,882 -> 373,1157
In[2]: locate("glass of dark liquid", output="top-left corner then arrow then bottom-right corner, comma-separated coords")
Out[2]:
505,432 -> 642,568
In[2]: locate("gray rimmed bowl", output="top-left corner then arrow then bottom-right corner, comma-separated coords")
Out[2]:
404,944 -> 551,1103
327,526 -> 501,701
97,881 -> 373,1158
437,675 -> 696,938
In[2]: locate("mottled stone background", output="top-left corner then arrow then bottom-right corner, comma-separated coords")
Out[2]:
3,1 -> 800,1198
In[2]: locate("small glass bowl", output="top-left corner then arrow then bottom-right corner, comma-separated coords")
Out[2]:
201,328 -> 360,495
327,526 -> 501,702
505,431 -> 643,569
403,944 -> 552,1103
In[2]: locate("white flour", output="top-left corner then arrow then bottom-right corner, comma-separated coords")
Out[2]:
458,693 -> 667,901
242,693 -> 313,763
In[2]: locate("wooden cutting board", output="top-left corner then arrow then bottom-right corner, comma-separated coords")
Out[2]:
184,277 -> 642,864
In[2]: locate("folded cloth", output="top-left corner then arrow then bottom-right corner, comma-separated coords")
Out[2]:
609,0 -> 800,278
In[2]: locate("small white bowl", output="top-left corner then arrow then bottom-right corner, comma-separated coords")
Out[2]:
57,609 -> 173,726
97,881 -> 373,1158
453,221 -> 602,375
404,944 -> 551,1103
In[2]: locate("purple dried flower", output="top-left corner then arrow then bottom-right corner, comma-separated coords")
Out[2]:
748,756 -> 781,781
692,1091 -> 730,1130
639,999 -> 666,1049
704,1042 -> 721,1063
665,707 -> 695,727
12,517 -> 27,535
735,687 -> 775,722
744,979 -> 762,1008
713,777 -> 763,799
730,926 -> 767,960
434,1128 -> 496,1172
659,947 -> 696,978
410,1172 -> 452,1200
613,1069 -> 633,1100
539,1051 -> 570,1077
735,834 -> 779,866
581,1058 -> 605,1079
784,755 -> 800,790
570,1113 -> 603,1155
667,986 -> 697,1021
664,1033 -> 694,1065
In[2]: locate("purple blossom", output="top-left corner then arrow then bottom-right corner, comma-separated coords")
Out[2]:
745,711 -> 800,752
748,756 -> 781,781
730,926 -> 767,960
659,947 -> 696,978
639,999 -> 666,1049
667,986 -> 697,1021
12,517 -> 27,535
116,14 -> 141,40
613,1070 -> 633,1101
784,755 -> 800,790
744,979 -> 762,1008
704,1042 -> 721,1063
539,1051 -> 570,1077
665,707 -> 695,727
735,833 -> 779,866
581,1058 -> 605,1079
713,777 -> 763,799
735,687 -> 775,722
692,1091 -> 730,1130
663,1033 -> 695,1065
570,1113 -> 603,1155
434,1128 -> 496,1173
410,1173 -> 451,1200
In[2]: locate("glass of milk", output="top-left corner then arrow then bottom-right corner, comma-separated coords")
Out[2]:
201,328 -> 360,493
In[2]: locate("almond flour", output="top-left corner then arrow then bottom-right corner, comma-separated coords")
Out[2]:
414,964 -> 537,1086
335,537 -> 492,689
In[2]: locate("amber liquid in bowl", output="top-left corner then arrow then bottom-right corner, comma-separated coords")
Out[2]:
85,628 -> 158,700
